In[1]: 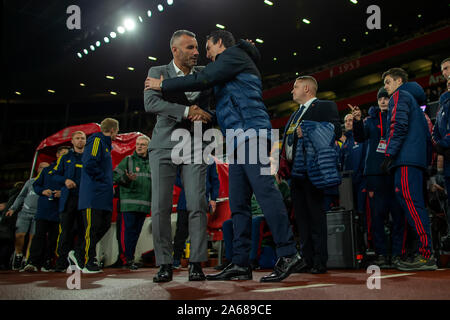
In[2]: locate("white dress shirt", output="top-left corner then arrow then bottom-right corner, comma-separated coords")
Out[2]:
172,61 -> 201,119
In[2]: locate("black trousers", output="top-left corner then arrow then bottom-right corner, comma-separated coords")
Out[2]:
55,194 -> 84,267
173,209 -> 189,260
76,208 -> 111,265
28,219 -> 59,267
291,177 -> 328,268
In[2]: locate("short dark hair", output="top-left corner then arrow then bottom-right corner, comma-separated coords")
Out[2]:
170,30 -> 196,48
382,68 -> 408,83
206,30 -> 236,48
441,57 -> 450,65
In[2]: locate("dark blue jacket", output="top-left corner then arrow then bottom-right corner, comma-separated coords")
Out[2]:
176,161 -> 220,211
291,120 -> 341,189
353,106 -> 387,176
161,40 -> 272,140
340,130 -> 367,185
432,91 -> 450,176
78,132 -> 114,211
385,82 -> 431,169
52,149 -> 84,212
32,164 -> 60,222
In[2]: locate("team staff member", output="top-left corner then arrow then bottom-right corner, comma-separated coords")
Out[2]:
113,135 -> 152,270
351,88 -> 405,268
23,147 -> 69,272
381,68 -> 436,271
69,118 -> 119,273
52,131 -> 86,272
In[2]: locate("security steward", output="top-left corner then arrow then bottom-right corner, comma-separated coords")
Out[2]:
113,135 -> 152,270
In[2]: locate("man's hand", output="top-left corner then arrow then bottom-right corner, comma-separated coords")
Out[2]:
54,190 -> 61,198
65,179 -> 77,189
209,200 -> 217,214
42,189 -> 53,197
245,39 -> 255,46
5,209 -> 14,217
296,126 -> 303,138
380,157 -> 393,174
275,173 -> 282,185
126,170 -> 137,181
188,105 -> 212,123
144,75 -> 164,91
348,104 -> 361,121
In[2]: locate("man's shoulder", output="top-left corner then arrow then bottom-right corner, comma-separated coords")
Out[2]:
313,99 -> 337,108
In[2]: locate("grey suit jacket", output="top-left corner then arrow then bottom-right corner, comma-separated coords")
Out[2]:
144,61 -> 212,150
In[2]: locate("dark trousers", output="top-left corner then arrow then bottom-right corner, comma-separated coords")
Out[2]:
222,216 -> 266,262
394,166 -> 433,258
366,175 -> 405,256
173,209 -> 189,261
55,194 -> 84,267
291,177 -> 328,268
229,139 -> 297,266
28,219 -> 59,267
119,211 -> 146,262
77,208 -> 111,265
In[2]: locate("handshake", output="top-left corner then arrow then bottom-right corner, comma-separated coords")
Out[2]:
188,105 -> 212,124
144,76 -> 211,124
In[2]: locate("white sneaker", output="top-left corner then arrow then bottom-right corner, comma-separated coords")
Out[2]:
23,264 -> 39,272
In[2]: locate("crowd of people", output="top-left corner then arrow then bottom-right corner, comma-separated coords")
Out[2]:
0,29 -> 449,284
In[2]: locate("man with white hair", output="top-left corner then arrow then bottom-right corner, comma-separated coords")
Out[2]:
113,135 -> 152,270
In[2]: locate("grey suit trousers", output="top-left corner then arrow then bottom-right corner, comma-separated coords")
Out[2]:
149,148 -> 208,265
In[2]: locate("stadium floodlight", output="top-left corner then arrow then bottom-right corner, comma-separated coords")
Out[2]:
83,49 -> 89,54
106,75 -> 115,80
148,56 -> 157,61
128,67 -> 135,71
117,26 -> 126,34
302,18 -> 311,24
15,91 -> 21,95
80,83 -> 86,87
48,89 -> 55,93
264,0 -> 274,6
158,4 -> 164,11
216,24 -> 225,29
104,37 -> 110,43
124,18 -> 136,31
147,10 -> 152,17
255,38 -> 264,43
77,52 -> 83,58
167,0 -> 174,5
110,91 -> 118,95
350,0 -> 358,4
90,45 -> 95,51
96,41 -> 101,47
110,32 -> 117,38
138,16 -> 143,22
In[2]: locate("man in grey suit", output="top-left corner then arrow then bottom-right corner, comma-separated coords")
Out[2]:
144,30 -> 213,282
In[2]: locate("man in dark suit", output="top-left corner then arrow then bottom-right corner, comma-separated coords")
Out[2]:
278,76 -> 342,274
143,30 -> 213,282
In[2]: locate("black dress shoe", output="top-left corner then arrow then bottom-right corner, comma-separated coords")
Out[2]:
188,262 -> 206,281
310,265 -> 327,274
293,263 -> 311,273
206,263 -> 252,281
153,264 -> 173,283
260,252 -> 306,282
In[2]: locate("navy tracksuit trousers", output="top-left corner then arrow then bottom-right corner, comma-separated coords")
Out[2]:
366,174 -> 405,257
393,166 -> 433,258
119,212 -> 146,262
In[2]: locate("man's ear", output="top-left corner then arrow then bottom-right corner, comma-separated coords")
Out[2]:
218,38 -> 224,48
